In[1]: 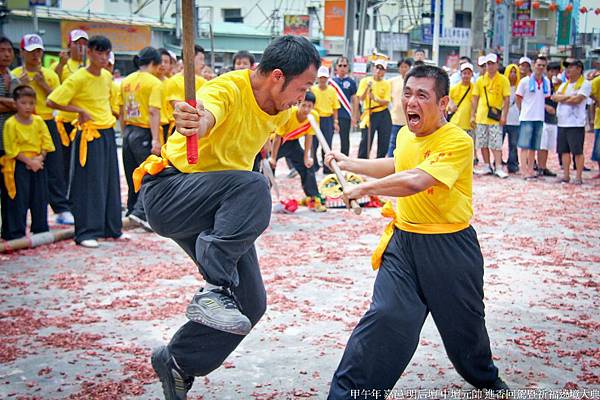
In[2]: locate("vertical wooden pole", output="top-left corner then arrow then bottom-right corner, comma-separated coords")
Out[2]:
182,0 -> 198,164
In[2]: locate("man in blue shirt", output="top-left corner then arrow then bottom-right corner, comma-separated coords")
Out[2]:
329,57 -> 357,156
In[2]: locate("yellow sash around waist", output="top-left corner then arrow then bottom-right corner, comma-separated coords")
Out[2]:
74,121 -> 114,167
0,151 -> 38,199
133,154 -> 169,193
55,116 -> 77,147
371,201 -> 470,270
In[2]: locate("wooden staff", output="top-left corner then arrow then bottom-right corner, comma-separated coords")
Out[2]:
307,114 -> 361,215
182,0 -> 198,164
0,218 -> 136,253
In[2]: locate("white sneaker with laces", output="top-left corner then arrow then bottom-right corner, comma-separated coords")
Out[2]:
80,239 -> 99,248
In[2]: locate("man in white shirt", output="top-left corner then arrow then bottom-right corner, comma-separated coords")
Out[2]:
552,59 -> 592,184
515,56 -> 551,179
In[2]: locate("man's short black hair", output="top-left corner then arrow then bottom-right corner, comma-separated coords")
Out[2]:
181,45 -> 205,62
547,61 -> 561,71
459,56 -> 472,63
134,47 -> 161,68
233,50 -> 255,67
415,48 -> 425,54
398,58 -> 413,68
404,65 -> 449,102
257,35 -> 321,88
158,47 -> 173,61
13,84 -> 36,101
0,36 -> 13,48
88,36 -> 112,52
304,90 -> 316,104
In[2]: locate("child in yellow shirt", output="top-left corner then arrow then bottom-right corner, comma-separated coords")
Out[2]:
269,91 -> 325,211
1,85 -> 55,240
311,66 -> 340,173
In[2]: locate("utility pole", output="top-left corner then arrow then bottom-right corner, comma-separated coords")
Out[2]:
503,2 -> 511,66
176,0 -> 182,39
32,6 -> 38,35
344,0 -> 355,61
471,0 -> 485,59
357,0 -> 368,56
432,0 -> 441,65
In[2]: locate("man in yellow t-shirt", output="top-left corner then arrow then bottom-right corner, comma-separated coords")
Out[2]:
310,65 -> 339,173
357,58 -> 392,159
47,36 -> 122,249
136,36 -> 320,398
52,30 -> 89,193
325,65 -> 509,396
13,34 -> 74,225
591,75 -> 600,178
269,91 -> 323,209
120,47 -> 162,222
470,53 -> 510,177
448,62 -> 475,162
387,58 -> 412,157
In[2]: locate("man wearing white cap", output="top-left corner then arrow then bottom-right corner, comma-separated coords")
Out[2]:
476,55 -> 487,81
54,29 -> 89,82
311,65 -> 340,173
515,55 -> 551,180
519,56 -> 532,78
471,53 -> 510,178
357,59 -> 392,159
13,34 -> 75,224
53,29 -> 89,191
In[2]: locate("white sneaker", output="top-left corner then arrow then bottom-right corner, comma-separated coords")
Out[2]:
475,165 -> 494,175
494,169 -> 508,179
80,239 -> 99,248
116,233 -> 132,240
56,211 -> 75,225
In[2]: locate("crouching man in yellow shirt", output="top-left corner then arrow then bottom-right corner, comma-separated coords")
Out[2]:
47,36 -> 122,249
325,65 -> 510,398
133,36 -> 320,399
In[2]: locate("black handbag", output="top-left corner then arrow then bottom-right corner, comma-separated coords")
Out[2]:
484,86 -> 502,122
447,85 -> 471,122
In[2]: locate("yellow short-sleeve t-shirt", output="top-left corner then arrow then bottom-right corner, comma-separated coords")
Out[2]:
11,66 -> 60,120
357,77 -> 392,114
149,80 -> 170,125
164,69 -> 292,173
449,82 -> 474,131
110,81 -> 121,117
47,68 -> 116,127
164,73 -> 207,120
393,123 -> 473,234
592,76 -> 600,130
276,107 -> 319,141
2,115 -> 55,158
55,58 -> 88,122
121,71 -> 162,128
473,72 -> 510,125
310,85 -> 340,117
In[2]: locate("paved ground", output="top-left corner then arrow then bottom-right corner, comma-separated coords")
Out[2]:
1,133 -> 599,399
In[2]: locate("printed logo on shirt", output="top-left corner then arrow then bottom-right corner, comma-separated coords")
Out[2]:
342,80 -> 351,89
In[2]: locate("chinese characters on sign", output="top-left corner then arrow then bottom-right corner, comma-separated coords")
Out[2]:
512,20 -> 536,38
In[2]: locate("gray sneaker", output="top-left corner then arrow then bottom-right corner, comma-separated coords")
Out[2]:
186,287 -> 251,335
151,346 -> 194,400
